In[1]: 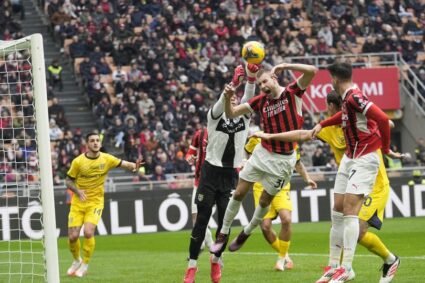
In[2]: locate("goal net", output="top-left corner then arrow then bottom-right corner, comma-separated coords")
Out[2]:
0,35 -> 59,282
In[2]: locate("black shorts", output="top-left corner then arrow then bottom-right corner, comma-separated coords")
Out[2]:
195,161 -> 238,207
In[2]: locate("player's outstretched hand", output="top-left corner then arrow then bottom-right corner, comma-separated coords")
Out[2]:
387,150 -> 405,160
306,178 -> 317,189
133,157 -> 145,173
250,131 -> 270,141
311,124 -> 322,139
230,65 -> 245,88
224,84 -> 236,99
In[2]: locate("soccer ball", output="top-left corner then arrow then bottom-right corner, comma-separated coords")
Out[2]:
241,41 -> 265,64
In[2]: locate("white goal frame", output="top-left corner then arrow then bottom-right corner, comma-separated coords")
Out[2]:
0,34 -> 60,283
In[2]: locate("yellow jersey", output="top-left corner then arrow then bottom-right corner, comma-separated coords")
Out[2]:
245,136 -> 300,192
317,125 -> 389,188
67,152 -> 122,205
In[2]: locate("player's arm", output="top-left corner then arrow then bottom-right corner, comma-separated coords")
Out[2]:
251,130 -> 313,142
312,111 -> 343,138
185,132 -> 199,165
240,64 -> 259,104
120,159 -> 144,173
271,63 -> 318,89
65,176 -> 87,202
224,84 -> 251,118
295,160 -> 317,189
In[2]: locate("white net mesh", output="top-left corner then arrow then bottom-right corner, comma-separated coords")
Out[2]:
0,39 -> 46,282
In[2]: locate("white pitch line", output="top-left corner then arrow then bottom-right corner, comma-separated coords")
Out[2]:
235,252 -> 425,261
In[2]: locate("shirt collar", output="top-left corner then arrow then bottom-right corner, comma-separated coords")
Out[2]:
342,85 -> 356,100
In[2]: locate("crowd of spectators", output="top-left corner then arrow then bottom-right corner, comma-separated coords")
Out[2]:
2,0 -> 424,185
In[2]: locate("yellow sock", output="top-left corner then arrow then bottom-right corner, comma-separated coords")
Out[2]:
271,239 -> 280,253
278,240 -> 290,258
82,237 -> 95,264
359,231 -> 390,260
68,238 -> 80,260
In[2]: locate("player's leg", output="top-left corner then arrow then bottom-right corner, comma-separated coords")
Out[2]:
67,204 -> 84,276
317,156 -> 349,283
191,185 -> 213,250
331,152 -> 380,283
75,206 -> 103,277
185,162 -> 217,283
358,187 -> 400,282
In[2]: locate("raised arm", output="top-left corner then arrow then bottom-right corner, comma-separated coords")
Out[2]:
251,130 -> 313,142
272,63 -> 318,89
240,64 -> 259,104
120,158 -> 144,173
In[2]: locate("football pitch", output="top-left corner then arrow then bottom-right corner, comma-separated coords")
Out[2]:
58,217 -> 425,283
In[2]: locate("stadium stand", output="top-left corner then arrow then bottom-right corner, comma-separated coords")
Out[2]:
6,0 -> 425,181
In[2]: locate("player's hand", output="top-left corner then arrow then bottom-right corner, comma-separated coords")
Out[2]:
224,84 -> 235,99
250,131 -> 270,141
386,150 -> 405,160
77,190 -> 87,202
186,154 -> 197,165
133,157 -> 145,173
271,63 -> 288,77
246,63 -> 260,82
230,65 -> 245,88
311,124 -> 322,139
306,178 -> 317,189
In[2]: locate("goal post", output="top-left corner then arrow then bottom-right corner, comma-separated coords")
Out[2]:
0,34 -> 60,282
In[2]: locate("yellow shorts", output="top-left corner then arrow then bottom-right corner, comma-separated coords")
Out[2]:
68,201 -> 103,227
253,182 -> 292,220
358,183 -> 390,230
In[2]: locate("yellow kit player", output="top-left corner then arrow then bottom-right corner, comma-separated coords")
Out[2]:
245,136 -> 317,271
65,132 -> 142,277
253,91 -> 402,283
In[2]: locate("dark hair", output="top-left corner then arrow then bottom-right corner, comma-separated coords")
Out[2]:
327,62 -> 352,81
86,132 -> 99,141
326,90 -> 342,109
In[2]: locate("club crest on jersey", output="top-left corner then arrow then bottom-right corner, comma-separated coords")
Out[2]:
341,113 -> 348,128
197,194 -> 204,202
216,117 -> 245,134
99,163 -> 105,170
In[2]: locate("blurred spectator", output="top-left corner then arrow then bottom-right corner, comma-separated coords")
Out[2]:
49,119 -> 64,142
415,138 -> 425,166
151,165 -> 166,181
47,59 -> 63,91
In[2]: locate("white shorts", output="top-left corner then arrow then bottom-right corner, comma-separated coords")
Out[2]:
239,144 -> 297,196
334,151 -> 380,195
191,186 -> 197,214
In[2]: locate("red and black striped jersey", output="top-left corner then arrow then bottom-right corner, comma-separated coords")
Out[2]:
245,80 -> 305,154
189,127 -> 208,186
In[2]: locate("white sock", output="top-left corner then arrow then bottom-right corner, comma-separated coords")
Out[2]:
188,259 -> 197,268
204,227 -> 213,248
385,253 -> 396,264
220,198 -> 242,234
329,210 -> 344,268
342,215 -> 359,270
211,255 -> 220,263
243,205 -> 269,235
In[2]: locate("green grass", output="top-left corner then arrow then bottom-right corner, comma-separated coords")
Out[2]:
55,217 -> 425,282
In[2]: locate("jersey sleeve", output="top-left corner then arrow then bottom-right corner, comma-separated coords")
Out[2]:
245,94 -> 264,114
348,93 -> 373,114
287,79 -> 306,98
67,157 -> 80,179
186,131 -> 200,158
316,126 -> 332,144
245,137 -> 261,154
106,153 -> 122,169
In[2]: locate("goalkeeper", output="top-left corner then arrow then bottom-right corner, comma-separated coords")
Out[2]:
65,132 -> 142,278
